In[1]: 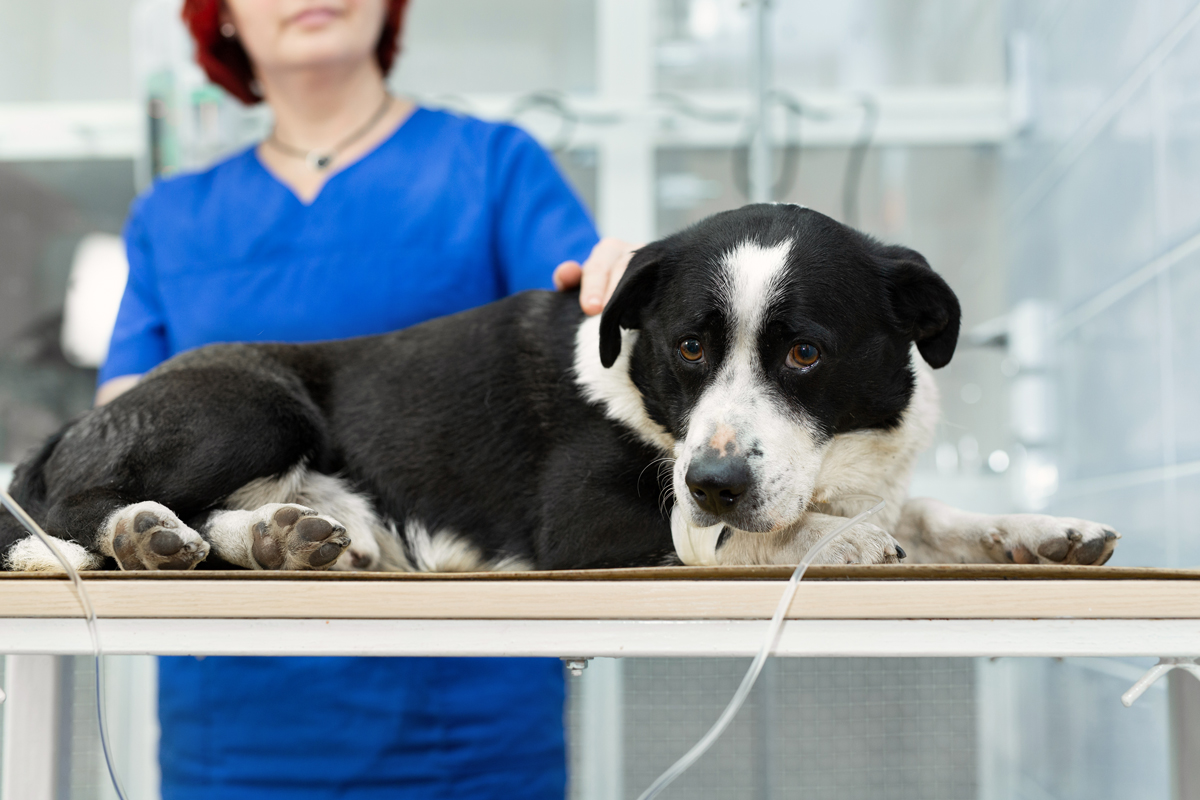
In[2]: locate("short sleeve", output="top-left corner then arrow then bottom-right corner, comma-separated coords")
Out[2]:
488,126 -> 600,294
98,195 -> 171,384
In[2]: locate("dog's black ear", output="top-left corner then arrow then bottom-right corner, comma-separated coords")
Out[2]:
599,244 -> 664,368
879,245 -> 961,369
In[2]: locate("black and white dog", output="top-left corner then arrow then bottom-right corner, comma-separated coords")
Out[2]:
1,204 -> 1118,573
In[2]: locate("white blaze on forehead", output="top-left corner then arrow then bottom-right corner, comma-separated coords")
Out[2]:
673,236 -> 827,533
718,239 -> 794,349
683,237 -> 795,462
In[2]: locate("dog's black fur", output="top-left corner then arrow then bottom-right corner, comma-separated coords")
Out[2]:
0,204 -> 959,571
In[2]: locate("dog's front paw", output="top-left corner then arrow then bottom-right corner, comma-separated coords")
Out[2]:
251,504 -> 350,570
802,520 -> 905,565
982,514 -> 1119,565
109,502 -> 210,570
700,512 -> 905,566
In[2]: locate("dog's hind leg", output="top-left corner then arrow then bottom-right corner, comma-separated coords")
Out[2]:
212,466 -> 407,571
198,503 -> 350,571
9,488 -> 212,572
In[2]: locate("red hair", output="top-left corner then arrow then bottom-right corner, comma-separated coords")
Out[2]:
181,0 -> 410,105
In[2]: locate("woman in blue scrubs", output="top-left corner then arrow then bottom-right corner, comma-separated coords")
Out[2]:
98,1 -> 634,796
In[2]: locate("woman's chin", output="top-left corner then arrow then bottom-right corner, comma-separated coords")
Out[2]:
266,39 -> 379,74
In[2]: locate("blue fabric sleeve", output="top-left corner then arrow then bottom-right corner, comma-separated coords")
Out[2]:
488,126 -> 599,293
99,195 -> 171,384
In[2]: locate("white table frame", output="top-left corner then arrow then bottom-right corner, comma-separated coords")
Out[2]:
2,575 -> 1199,658
1,617 -> 1199,659
4,572 -> 1199,800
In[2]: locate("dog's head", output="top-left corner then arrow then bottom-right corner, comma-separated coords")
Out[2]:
599,204 -> 959,534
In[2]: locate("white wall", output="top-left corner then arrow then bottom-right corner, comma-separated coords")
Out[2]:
0,0 -> 135,103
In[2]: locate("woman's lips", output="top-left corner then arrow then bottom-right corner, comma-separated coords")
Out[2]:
289,7 -> 341,28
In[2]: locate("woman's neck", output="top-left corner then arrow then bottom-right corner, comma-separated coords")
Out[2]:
260,60 -> 388,149
255,61 -> 415,204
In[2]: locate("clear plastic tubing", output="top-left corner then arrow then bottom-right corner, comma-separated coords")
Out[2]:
2,486 -> 886,800
1,488 -> 129,800
636,497 -> 887,800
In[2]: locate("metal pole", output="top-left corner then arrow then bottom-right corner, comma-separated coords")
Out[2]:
749,10 -> 776,798
748,0 -> 773,204
755,659 -> 778,800
1,655 -> 62,800
579,658 -> 625,800
596,0 -> 655,243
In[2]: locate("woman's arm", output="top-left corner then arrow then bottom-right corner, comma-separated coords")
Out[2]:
97,195 -> 171,404
487,126 -> 614,298
484,131 -> 636,313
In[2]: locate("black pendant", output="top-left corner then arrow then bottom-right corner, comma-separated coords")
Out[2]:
306,151 -> 335,171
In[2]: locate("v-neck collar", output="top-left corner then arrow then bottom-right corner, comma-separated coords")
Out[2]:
250,105 -> 427,207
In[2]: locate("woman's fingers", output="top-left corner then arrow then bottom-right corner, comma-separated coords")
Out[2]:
553,238 -> 641,315
578,238 -> 638,315
599,248 -> 635,308
578,239 -> 624,313
95,374 -> 141,407
552,260 -> 582,291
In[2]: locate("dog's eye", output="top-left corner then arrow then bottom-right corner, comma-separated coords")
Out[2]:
678,338 -> 705,363
787,342 -> 820,369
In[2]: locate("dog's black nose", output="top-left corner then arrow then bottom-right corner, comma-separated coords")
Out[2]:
686,457 -> 752,516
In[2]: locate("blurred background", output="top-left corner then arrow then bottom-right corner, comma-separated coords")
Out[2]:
1,0 -> 1198,797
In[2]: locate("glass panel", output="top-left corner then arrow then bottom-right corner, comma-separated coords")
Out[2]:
617,658 -> 976,800
392,0 -> 596,95
0,0 -> 135,103
656,0 -> 1005,93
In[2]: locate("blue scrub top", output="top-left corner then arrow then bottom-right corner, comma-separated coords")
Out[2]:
102,107 -> 599,799
102,106 -> 597,380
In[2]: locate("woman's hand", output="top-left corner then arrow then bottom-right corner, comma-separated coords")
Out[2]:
95,375 -> 140,406
553,237 -> 641,316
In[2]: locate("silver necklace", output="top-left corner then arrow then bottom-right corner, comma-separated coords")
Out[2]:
266,93 -> 393,171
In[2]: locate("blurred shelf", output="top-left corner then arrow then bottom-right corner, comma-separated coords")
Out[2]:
441,87 -> 1016,148
0,87 -> 1011,164
0,102 -> 140,161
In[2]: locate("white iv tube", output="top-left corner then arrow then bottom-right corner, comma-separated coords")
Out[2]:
636,497 -> 887,800
3,485 -> 885,800
1,488 -> 129,800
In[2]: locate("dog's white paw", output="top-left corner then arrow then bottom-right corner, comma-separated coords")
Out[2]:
798,520 -> 905,566
108,501 -> 209,571
250,504 -> 351,570
981,514 -> 1119,565
699,512 -> 905,566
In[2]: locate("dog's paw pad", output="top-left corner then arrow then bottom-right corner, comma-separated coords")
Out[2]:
1036,535 -> 1071,562
112,504 -> 209,570
987,517 -> 1119,566
251,504 -> 350,570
